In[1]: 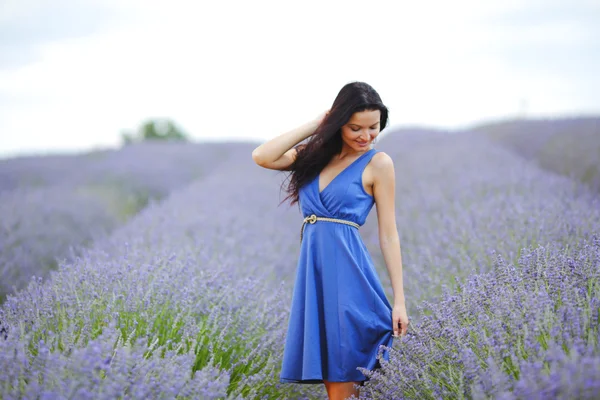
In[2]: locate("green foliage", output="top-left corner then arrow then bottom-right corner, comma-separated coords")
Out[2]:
121,118 -> 189,145
75,184 -> 152,223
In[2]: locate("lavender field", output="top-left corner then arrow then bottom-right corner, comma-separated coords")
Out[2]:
0,141 -> 253,301
470,116 -> 600,194
1,117 -> 599,399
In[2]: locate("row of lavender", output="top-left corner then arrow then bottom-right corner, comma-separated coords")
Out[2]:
1,123 -> 599,397
0,141 -> 238,194
361,130 -> 600,307
0,155 -> 319,399
359,235 -> 600,399
359,128 -> 599,397
470,116 -> 600,193
0,141 -> 255,301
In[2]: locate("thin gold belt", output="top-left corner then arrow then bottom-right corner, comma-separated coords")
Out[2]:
300,214 -> 360,243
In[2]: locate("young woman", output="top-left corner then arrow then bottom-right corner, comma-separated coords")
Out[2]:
252,82 -> 408,400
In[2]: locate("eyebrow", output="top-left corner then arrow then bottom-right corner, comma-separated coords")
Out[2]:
348,121 -> 380,127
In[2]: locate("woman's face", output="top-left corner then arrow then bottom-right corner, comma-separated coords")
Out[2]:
340,109 -> 381,152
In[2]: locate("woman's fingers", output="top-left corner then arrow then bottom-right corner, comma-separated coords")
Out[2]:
393,318 -> 409,337
392,306 -> 409,338
401,318 -> 408,335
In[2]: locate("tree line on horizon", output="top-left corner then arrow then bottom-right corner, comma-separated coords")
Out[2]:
121,118 -> 189,145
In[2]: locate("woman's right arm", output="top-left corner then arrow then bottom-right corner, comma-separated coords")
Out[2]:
251,110 -> 328,171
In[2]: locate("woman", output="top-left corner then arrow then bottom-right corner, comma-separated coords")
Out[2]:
252,81 -> 408,400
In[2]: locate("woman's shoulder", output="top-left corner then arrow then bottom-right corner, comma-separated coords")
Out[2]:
370,150 -> 394,170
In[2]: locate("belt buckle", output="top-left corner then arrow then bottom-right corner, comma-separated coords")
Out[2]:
306,214 -> 317,224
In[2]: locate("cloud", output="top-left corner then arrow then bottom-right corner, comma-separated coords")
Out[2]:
0,0 -> 598,157
463,1 -> 600,112
0,0 -> 130,70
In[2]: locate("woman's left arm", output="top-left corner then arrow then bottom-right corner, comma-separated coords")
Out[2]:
372,152 -> 409,336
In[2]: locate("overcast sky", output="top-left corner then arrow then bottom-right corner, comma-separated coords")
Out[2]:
0,0 -> 598,158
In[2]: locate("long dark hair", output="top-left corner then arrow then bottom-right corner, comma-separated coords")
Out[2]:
281,81 -> 389,206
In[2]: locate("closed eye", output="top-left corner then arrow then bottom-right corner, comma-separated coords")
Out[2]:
351,126 -> 379,132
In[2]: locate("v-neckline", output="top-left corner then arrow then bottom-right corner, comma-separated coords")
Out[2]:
317,148 -> 373,195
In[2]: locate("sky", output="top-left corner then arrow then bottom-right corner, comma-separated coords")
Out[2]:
0,0 -> 599,158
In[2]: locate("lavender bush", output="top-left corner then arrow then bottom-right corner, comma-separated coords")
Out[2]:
0,141 -> 257,302
0,186 -> 119,302
0,326 -> 230,399
357,235 -> 600,399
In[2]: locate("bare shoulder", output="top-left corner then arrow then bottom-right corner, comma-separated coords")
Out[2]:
363,151 -> 393,196
370,151 -> 395,202
371,151 -> 394,173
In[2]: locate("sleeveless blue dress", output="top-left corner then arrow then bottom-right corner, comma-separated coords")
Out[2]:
279,148 -> 394,384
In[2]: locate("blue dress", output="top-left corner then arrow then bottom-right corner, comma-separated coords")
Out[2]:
280,148 -> 394,384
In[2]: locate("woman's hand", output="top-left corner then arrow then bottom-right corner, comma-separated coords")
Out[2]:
392,304 -> 409,337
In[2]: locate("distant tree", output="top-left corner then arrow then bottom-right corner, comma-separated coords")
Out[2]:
121,118 -> 189,146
